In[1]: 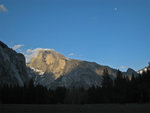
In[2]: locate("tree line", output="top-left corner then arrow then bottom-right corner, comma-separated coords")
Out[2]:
0,69 -> 150,104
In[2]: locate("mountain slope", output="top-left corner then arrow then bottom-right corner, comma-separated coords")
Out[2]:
0,41 -> 30,86
28,49 -> 137,89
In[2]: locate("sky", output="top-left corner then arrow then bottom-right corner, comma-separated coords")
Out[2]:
0,0 -> 150,71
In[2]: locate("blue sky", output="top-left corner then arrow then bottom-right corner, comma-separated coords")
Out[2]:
0,0 -> 150,71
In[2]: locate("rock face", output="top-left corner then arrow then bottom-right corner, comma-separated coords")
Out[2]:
28,50 -> 67,79
0,41 -> 29,86
28,49 -> 137,89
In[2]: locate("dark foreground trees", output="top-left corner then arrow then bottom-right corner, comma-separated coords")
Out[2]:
85,69 -> 150,104
0,70 -> 150,104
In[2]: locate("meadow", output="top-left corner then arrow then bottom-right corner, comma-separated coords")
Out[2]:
0,104 -> 150,113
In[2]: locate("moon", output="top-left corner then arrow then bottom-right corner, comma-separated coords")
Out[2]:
114,8 -> 118,11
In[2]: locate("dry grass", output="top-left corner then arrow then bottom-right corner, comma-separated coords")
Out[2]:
0,104 -> 150,113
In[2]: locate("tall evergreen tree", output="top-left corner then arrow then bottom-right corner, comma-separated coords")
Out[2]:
101,69 -> 113,103
102,69 -> 113,89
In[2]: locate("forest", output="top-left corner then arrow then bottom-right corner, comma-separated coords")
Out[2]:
0,69 -> 150,104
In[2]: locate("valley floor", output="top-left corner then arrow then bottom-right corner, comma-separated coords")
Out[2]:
0,104 -> 150,113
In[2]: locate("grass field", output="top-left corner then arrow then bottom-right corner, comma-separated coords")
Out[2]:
0,104 -> 150,113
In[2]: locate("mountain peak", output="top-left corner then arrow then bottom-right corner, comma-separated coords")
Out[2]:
28,49 -> 67,79
38,49 -> 66,59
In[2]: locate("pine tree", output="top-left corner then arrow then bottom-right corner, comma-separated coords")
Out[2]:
101,69 -> 113,103
102,69 -> 113,89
